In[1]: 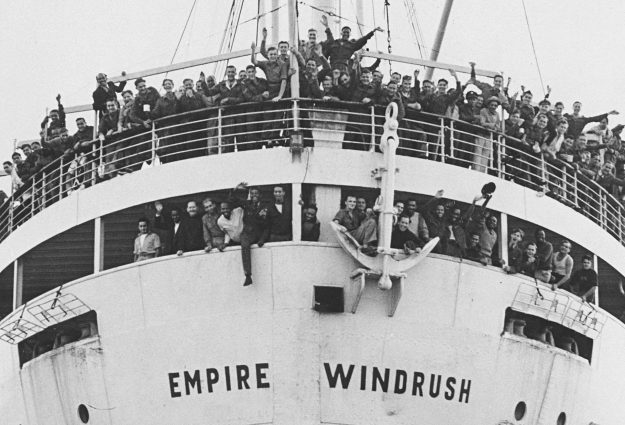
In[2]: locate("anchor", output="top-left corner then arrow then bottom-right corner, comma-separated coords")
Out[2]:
331,102 -> 439,315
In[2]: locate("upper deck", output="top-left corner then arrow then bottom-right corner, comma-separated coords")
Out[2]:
0,98 -> 624,323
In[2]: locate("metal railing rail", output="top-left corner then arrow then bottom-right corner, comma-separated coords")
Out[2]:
2,99 -> 625,246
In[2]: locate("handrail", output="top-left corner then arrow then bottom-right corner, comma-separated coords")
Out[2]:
2,98 -> 624,248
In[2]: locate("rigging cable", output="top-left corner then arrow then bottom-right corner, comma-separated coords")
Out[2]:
402,0 -> 424,58
520,0 -> 546,95
168,0 -> 198,70
383,0 -> 393,72
371,0 -> 379,51
349,0 -> 365,37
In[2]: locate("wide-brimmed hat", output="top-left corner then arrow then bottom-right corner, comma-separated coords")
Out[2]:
486,96 -> 501,106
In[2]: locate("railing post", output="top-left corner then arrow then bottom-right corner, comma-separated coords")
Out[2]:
42,171 -> 47,208
497,135 -> 504,178
8,199 -> 13,233
487,132 -> 494,171
573,174 -> 579,207
439,117 -> 445,163
540,154 -> 547,192
98,136 -> 104,179
31,176 -> 36,216
369,106 -> 376,152
600,193 -> 607,230
217,108 -> 223,154
58,156 -> 64,199
292,99 -> 299,133
449,120 -> 455,160
151,120 -> 157,163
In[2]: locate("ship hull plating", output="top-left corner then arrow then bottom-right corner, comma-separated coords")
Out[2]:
1,244 -> 623,425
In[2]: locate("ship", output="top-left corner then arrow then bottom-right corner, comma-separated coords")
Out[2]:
1,1 -> 624,424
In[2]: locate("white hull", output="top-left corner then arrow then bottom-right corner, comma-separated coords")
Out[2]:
2,244 -> 623,425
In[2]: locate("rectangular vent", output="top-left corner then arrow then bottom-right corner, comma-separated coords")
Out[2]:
314,286 -> 344,313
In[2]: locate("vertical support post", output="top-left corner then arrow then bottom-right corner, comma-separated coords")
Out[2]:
287,0 -> 299,98
291,183 -> 302,242
12,259 -> 23,310
439,117 -> 445,163
424,0 -> 455,81
94,217 -> 104,274
369,106 -> 376,152
499,212 -> 509,268
151,121 -> 157,163
271,0 -> 280,43
449,120 -> 455,160
497,135 -> 504,178
314,185 -> 342,242
292,99 -> 300,133
58,157 -> 64,199
592,253 -> 599,306
573,174 -> 579,207
31,175 -> 36,216
488,132 -> 494,170
42,172 -> 47,208
217,108 -> 223,154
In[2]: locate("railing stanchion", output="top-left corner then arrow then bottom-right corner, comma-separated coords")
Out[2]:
292,99 -> 299,133
98,136 -> 104,181
449,120 -> 455,161
8,200 -> 13,233
497,135 -> 504,178
58,157 -> 64,199
151,121 -> 157,163
439,117 -> 445,163
42,172 -> 47,209
217,108 -> 223,154
369,106 -> 376,152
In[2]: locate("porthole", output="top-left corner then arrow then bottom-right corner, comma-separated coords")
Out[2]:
557,412 -> 566,425
78,404 -> 89,423
514,401 -> 527,420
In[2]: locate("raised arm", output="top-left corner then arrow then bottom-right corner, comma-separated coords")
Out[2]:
250,42 -> 258,66
259,28 -> 269,60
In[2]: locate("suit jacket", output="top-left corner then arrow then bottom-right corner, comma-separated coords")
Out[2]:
266,202 -> 292,240
155,215 -> 203,254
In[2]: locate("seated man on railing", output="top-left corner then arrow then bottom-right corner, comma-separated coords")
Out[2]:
321,16 -> 382,73
92,72 -> 127,117
217,200 -> 244,250
559,254 -> 597,302
40,94 -> 65,141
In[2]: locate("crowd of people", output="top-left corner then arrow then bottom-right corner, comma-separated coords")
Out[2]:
132,182 -> 597,302
2,16 -> 624,243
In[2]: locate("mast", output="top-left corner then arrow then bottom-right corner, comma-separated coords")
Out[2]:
287,0 -> 299,97
424,0 -> 454,81
271,0 -> 280,44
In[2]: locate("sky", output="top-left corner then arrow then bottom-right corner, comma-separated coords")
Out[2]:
1,0 -> 624,190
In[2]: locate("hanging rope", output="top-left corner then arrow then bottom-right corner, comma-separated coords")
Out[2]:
383,0 -> 393,72
168,0 -> 198,70
521,0 -> 546,95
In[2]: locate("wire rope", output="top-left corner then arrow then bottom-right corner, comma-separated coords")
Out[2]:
521,0 -> 546,95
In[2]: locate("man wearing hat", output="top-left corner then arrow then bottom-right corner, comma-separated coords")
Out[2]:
456,90 -> 482,166
92,72 -> 127,117
321,16 -> 383,72
473,96 -> 502,172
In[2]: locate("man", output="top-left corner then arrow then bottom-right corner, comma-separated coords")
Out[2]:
333,194 -> 378,256
474,96 -> 501,172
202,198 -> 226,252
40,94 -> 66,140
404,199 -> 428,240
351,68 -> 379,105
133,218 -> 161,262
551,240 -> 574,291
297,57 -> 324,99
241,65 -> 270,149
506,242 -> 538,278
217,200 -> 244,248
301,204 -> 320,242
129,78 -> 160,129
299,22 -> 328,65
206,66 -> 246,151
465,194 -> 499,266
321,17 -> 383,72
154,205 -> 201,256
3,161 -> 22,193
541,119 -> 569,160
266,186 -> 292,242
376,81 -> 405,120
260,27 -> 291,65
421,189 -> 447,250
345,68 -> 380,149
561,255 -> 598,302
12,152 -> 31,183
92,72 -> 127,116
98,100 -> 121,177
185,201 -> 205,251
464,233 -> 483,263
534,229 -> 553,282
455,91 -> 481,165
440,207 -> 469,258
391,215 -> 423,255
251,43 -> 288,144
564,101 -> 618,139
232,183 -> 268,286
466,62 -> 509,109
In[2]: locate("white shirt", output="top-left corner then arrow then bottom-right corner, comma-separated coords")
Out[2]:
217,207 -> 244,243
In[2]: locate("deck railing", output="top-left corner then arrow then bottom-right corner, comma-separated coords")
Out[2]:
1,99 -> 624,245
